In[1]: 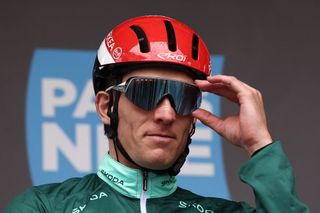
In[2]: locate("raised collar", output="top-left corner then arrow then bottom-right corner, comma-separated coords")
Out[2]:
97,154 -> 177,199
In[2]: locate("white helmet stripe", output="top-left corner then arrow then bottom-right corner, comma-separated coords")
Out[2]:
97,40 -> 115,66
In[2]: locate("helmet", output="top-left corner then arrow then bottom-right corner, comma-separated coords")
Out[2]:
93,15 -> 211,94
93,15 -> 212,176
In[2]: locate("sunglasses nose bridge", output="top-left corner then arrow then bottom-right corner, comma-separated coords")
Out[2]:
153,95 -> 177,123
157,94 -> 176,110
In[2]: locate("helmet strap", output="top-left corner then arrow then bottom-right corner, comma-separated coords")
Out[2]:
105,78 -> 138,166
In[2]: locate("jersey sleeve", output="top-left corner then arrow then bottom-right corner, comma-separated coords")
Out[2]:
4,187 -> 51,213
238,141 -> 310,212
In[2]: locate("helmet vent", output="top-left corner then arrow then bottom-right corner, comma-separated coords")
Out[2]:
130,25 -> 150,53
192,34 -> 199,60
164,20 -> 177,51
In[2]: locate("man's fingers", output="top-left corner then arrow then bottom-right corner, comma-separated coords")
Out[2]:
209,88 -> 239,103
207,75 -> 246,93
195,79 -> 239,103
196,75 -> 261,104
192,108 -> 224,134
207,75 -> 260,97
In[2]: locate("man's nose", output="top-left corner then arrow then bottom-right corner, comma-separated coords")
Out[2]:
153,97 -> 176,124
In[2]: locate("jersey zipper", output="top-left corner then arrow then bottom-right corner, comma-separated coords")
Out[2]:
140,171 -> 148,213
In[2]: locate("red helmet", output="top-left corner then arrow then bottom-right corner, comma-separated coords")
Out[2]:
93,15 -> 211,93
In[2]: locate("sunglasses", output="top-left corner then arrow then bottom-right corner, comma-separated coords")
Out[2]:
105,77 -> 202,116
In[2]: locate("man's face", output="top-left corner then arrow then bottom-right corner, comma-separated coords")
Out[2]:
107,68 -> 195,170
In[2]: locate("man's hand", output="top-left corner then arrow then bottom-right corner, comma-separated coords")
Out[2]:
192,75 -> 273,156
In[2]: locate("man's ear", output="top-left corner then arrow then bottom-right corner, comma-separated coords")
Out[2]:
95,91 -> 111,125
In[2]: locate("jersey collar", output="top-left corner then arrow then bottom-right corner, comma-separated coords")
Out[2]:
97,154 -> 177,199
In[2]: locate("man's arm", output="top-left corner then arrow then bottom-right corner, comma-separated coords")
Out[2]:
239,141 -> 310,212
192,75 -> 310,212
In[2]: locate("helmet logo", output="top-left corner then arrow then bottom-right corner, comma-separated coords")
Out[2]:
157,53 -> 187,62
106,32 -> 122,60
106,32 -> 115,51
112,47 -> 122,59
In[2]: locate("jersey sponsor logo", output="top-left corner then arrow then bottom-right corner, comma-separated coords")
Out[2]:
72,191 -> 108,213
100,169 -> 124,185
72,205 -> 86,213
179,201 -> 214,213
90,191 -> 108,200
26,48 -> 230,199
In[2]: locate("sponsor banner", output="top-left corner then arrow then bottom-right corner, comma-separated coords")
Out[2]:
26,48 -> 229,198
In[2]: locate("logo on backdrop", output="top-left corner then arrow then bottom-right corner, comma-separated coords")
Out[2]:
26,48 -> 229,198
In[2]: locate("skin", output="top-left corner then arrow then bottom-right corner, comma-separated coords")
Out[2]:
192,75 -> 273,156
96,68 -> 195,170
96,69 -> 273,171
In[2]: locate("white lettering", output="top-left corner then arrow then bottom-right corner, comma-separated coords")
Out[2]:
106,35 -> 115,51
72,205 -> 86,213
157,53 -> 187,62
72,208 -> 80,213
175,54 -> 185,61
197,204 -> 204,212
42,78 -> 76,117
43,122 -> 91,172
90,194 -> 98,200
157,53 -> 166,60
179,201 -> 188,208
90,191 -> 108,201
167,53 -> 175,60
179,201 -> 214,213
73,80 -> 96,118
99,192 -> 108,198
79,205 -> 86,211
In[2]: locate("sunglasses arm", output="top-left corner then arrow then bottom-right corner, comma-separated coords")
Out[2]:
105,82 -> 127,93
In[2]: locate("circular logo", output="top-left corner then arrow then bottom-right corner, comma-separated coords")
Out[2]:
112,47 -> 122,59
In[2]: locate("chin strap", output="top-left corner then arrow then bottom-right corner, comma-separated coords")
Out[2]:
104,86 -> 195,176
167,134 -> 193,176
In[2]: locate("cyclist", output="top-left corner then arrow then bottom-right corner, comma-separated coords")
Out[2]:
5,15 -> 309,213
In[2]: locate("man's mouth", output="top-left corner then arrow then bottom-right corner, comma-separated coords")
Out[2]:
144,132 -> 176,143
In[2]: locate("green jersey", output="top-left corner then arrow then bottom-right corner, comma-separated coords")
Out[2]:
4,141 -> 309,212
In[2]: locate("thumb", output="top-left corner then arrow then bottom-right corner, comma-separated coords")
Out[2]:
192,108 -> 224,134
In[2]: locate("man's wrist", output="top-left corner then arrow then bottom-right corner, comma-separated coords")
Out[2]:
245,138 -> 273,156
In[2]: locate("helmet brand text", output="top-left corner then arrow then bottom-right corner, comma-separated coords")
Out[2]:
106,32 -> 115,51
157,53 -> 187,62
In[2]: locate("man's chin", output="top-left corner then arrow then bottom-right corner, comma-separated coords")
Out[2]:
139,156 -> 175,171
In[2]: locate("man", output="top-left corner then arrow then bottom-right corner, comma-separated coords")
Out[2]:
5,15 -> 309,212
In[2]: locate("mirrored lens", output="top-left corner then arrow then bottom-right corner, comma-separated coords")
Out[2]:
167,80 -> 201,115
124,77 -> 201,115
